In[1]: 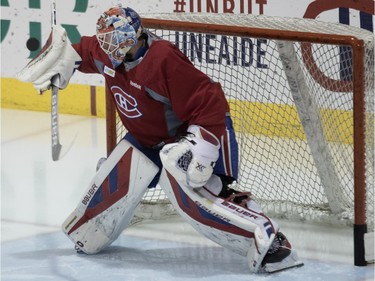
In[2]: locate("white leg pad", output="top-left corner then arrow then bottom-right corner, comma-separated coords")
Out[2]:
159,169 -> 277,272
62,139 -> 159,254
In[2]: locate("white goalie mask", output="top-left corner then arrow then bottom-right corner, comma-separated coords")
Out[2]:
96,5 -> 142,67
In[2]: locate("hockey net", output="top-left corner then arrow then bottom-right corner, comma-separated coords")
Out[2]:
105,13 -> 374,264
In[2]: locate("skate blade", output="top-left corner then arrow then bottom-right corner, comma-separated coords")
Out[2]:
263,260 -> 304,273
261,250 -> 304,273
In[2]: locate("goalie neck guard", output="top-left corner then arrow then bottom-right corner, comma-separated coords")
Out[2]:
96,4 -> 142,68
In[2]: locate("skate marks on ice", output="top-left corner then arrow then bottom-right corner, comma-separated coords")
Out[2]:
1,229 -> 374,281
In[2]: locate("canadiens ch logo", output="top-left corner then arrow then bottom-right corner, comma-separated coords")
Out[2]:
111,86 -> 142,119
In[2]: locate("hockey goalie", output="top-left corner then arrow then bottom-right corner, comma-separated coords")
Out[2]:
17,4 -> 303,273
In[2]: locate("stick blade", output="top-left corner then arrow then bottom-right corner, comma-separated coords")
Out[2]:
52,142 -> 62,161
52,133 -> 77,161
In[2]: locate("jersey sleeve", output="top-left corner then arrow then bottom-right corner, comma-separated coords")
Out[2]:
72,35 -> 109,74
158,42 -> 229,139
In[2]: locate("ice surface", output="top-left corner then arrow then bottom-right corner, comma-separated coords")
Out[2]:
1,109 -> 374,281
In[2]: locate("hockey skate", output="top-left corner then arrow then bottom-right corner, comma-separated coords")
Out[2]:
218,182 -> 303,273
259,232 -> 304,273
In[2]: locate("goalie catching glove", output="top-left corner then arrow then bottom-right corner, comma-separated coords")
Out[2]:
160,125 -> 220,188
17,25 -> 81,93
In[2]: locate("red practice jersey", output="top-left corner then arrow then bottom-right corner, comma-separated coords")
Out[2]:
73,32 -> 230,148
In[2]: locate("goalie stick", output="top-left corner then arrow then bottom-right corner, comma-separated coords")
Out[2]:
50,1 -> 65,161
50,1 -> 61,161
50,1 -> 75,161
51,75 -> 62,161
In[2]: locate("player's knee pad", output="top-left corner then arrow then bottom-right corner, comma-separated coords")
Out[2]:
159,170 -> 278,272
62,139 -> 159,254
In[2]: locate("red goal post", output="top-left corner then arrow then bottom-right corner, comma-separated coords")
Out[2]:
105,13 -> 374,266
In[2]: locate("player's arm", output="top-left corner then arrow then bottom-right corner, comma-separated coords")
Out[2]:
17,25 -> 81,93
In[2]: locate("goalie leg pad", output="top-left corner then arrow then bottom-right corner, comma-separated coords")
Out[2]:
62,139 -> 159,254
159,169 -> 277,272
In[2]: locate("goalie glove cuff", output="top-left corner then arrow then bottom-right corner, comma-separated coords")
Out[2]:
160,125 -> 220,188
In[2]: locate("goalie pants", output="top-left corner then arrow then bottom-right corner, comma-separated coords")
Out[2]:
124,115 -> 239,188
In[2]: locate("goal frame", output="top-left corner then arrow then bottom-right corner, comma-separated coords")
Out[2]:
105,16 -> 371,266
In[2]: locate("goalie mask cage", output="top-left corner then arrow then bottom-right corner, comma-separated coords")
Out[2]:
105,13 -> 374,266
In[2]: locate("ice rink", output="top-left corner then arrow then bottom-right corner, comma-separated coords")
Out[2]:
1,108 -> 374,281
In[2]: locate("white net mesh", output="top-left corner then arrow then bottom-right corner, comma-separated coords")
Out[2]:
111,13 -> 374,229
